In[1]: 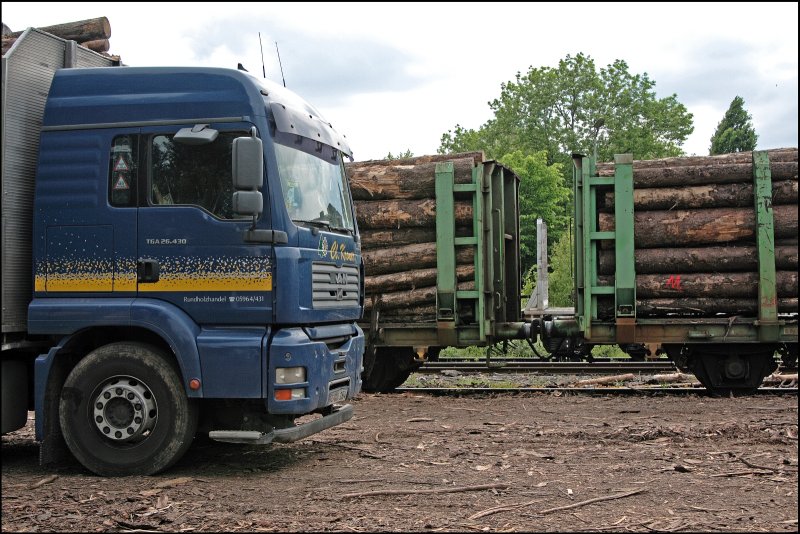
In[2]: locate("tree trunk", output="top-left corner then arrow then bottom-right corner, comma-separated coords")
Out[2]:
601,180 -> 798,211
598,271 -> 797,298
598,204 -> 797,248
366,265 -> 474,294
79,39 -> 109,53
599,297 -> 798,317
597,245 -> 799,274
356,198 -> 473,229
373,305 -> 438,323
594,148 -> 798,187
363,242 -> 475,276
9,16 -> 111,41
360,225 -> 472,248
364,281 -> 475,311
347,156 -> 478,200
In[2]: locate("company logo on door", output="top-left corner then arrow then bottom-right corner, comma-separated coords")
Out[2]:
317,236 -> 355,262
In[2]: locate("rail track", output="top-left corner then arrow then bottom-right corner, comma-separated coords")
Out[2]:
400,358 -> 798,394
396,385 -> 798,395
418,359 -> 678,374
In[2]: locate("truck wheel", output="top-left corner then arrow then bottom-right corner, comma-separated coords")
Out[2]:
59,342 -> 198,476
362,347 -> 420,393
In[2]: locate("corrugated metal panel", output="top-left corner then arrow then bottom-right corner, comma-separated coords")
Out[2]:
1,29 -> 116,332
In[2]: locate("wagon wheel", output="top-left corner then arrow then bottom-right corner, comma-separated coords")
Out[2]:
361,347 -> 422,393
677,343 -> 779,396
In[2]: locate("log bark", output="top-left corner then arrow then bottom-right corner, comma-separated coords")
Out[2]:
356,198 -> 472,229
574,374 -> 636,386
363,242 -> 475,276
598,204 -> 797,248
597,245 -> 799,274
9,16 -> 111,41
602,180 -> 798,211
376,305 -> 438,323
79,39 -> 109,53
598,271 -> 797,298
351,151 -> 484,168
347,157 -> 477,200
363,281 -> 475,311
365,265 -> 474,294
360,226 -> 472,248
596,148 -> 796,170
595,148 -> 798,187
599,297 -> 798,317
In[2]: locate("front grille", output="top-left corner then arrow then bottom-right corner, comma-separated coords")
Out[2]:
312,262 -> 359,309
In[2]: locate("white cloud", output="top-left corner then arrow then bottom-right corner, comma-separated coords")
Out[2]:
3,1 -> 797,161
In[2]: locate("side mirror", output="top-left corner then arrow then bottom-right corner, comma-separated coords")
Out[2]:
233,190 -> 263,216
232,136 -> 264,190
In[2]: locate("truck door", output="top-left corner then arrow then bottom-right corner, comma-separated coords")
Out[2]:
136,124 -> 273,326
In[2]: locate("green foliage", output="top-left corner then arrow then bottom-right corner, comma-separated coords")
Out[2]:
591,345 -> 627,358
439,52 -> 694,171
545,229 -> 575,307
498,150 -> 570,272
709,96 -> 758,155
384,149 -> 414,160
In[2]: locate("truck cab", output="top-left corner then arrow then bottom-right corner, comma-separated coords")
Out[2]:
10,60 -> 364,475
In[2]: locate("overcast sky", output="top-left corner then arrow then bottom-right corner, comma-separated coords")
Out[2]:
4,2 -> 797,162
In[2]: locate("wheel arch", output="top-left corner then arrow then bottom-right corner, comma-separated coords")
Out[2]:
35,300 -> 204,461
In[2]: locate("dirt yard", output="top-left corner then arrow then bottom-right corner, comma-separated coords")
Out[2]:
2,390 -> 798,532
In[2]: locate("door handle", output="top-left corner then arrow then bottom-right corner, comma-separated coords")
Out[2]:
137,259 -> 160,283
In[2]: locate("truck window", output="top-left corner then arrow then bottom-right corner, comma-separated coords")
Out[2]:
109,135 -> 138,207
150,131 -> 244,219
274,133 -> 355,232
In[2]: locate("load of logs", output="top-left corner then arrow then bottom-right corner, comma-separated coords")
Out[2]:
347,147 -> 798,322
2,17 -> 113,56
346,152 -> 485,323
593,147 -> 798,317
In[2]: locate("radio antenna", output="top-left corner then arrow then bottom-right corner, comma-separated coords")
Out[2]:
258,32 -> 266,79
275,42 -> 286,87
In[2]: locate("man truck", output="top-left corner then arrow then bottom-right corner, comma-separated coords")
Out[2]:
2,26 -> 364,476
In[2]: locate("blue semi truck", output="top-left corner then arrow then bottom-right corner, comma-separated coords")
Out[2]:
2,27 -> 364,476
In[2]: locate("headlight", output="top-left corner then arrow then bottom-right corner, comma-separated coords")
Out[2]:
276,366 -> 306,384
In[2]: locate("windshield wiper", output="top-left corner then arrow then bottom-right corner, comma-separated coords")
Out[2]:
328,225 -> 353,236
296,218 -> 331,230
295,219 -> 354,236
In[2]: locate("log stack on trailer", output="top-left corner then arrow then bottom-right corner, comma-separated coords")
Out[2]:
545,148 -> 799,394
592,148 -> 798,317
2,17 -> 114,55
345,152 -> 525,391
347,152 -> 485,323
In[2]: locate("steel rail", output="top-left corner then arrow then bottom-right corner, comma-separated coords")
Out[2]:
395,386 -> 798,395
417,360 -> 678,374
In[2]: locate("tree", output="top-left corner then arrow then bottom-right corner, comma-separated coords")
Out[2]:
499,150 -> 569,273
709,96 -> 758,155
440,52 -> 694,167
384,149 -> 414,160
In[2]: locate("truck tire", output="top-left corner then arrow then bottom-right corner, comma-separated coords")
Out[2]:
362,347 -> 420,393
59,342 -> 198,476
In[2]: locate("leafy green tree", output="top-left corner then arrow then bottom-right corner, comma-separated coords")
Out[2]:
709,96 -> 758,155
547,229 -> 575,307
384,149 -> 414,160
499,150 -> 569,273
440,52 -> 694,168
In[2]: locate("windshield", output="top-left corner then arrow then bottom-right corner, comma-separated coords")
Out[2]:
274,132 -> 355,232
